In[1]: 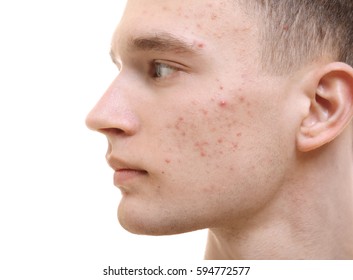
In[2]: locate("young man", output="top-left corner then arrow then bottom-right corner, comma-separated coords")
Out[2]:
86,0 -> 353,259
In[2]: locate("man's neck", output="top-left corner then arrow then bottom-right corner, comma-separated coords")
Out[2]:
205,142 -> 353,259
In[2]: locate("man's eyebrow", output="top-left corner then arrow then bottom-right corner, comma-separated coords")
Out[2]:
128,32 -> 198,54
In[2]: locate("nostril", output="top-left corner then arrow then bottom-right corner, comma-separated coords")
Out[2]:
99,127 -> 126,136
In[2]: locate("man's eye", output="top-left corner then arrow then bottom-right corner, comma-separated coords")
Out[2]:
152,62 -> 177,79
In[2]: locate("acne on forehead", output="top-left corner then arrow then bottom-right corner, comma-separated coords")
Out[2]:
123,0 -> 255,57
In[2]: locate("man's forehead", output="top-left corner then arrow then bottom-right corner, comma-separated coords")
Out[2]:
113,0 -> 258,61
121,0 -> 247,28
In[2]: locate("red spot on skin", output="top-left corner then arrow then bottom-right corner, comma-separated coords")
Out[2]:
217,138 -> 224,143
283,24 -> 289,31
195,141 -> 209,157
165,159 -> 171,164
200,109 -> 208,116
197,23 -> 202,29
239,96 -> 245,103
175,117 -> 184,130
219,86 -> 224,90
219,100 -> 227,107
232,143 -> 238,150
237,132 -> 242,137
211,14 -> 218,20
197,43 -> 205,48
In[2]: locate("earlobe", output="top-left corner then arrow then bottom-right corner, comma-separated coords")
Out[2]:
297,63 -> 353,152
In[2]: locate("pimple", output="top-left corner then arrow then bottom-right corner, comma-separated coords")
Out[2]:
211,14 -> 218,20
219,86 -> 224,90
196,23 -> 202,29
200,108 -> 208,116
219,100 -> 227,107
283,24 -> 289,31
175,117 -> 184,130
236,132 -> 242,137
165,159 -> 171,164
239,96 -> 245,103
197,43 -> 205,48
195,141 -> 209,157
217,138 -> 224,143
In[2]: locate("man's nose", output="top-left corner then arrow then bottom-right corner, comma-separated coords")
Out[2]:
85,79 -> 139,136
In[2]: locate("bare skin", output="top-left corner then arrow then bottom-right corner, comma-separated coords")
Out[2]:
86,0 -> 353,259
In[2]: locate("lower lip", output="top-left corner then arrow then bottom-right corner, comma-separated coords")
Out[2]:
114,169 -> 147,185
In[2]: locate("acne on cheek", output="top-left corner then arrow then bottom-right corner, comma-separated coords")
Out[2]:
218,100 -> 227,107
194,141 -> 210,157
197,43 -> 205,49
165,87 -> 249,159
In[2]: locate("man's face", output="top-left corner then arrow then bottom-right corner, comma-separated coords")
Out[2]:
86,0 -> 297,235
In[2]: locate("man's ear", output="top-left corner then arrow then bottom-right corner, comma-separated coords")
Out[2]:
297,62 -> 353,152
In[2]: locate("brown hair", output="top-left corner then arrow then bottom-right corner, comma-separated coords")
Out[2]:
241,0 -> 353,74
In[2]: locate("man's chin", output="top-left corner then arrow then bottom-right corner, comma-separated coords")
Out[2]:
117,207 -> 205,236
118,215 -> 190,236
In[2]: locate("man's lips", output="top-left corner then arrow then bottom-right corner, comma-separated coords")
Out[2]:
106,155 -> 148,186
114,169 -> 148,186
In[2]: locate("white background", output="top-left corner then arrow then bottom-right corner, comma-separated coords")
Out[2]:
0,1 -> 207,279
0,1 -> 352,280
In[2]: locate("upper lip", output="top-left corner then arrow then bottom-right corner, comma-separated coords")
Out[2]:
106,154 -> 146,172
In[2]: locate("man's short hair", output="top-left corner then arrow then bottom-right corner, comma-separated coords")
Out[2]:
241,0 -> 353,74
